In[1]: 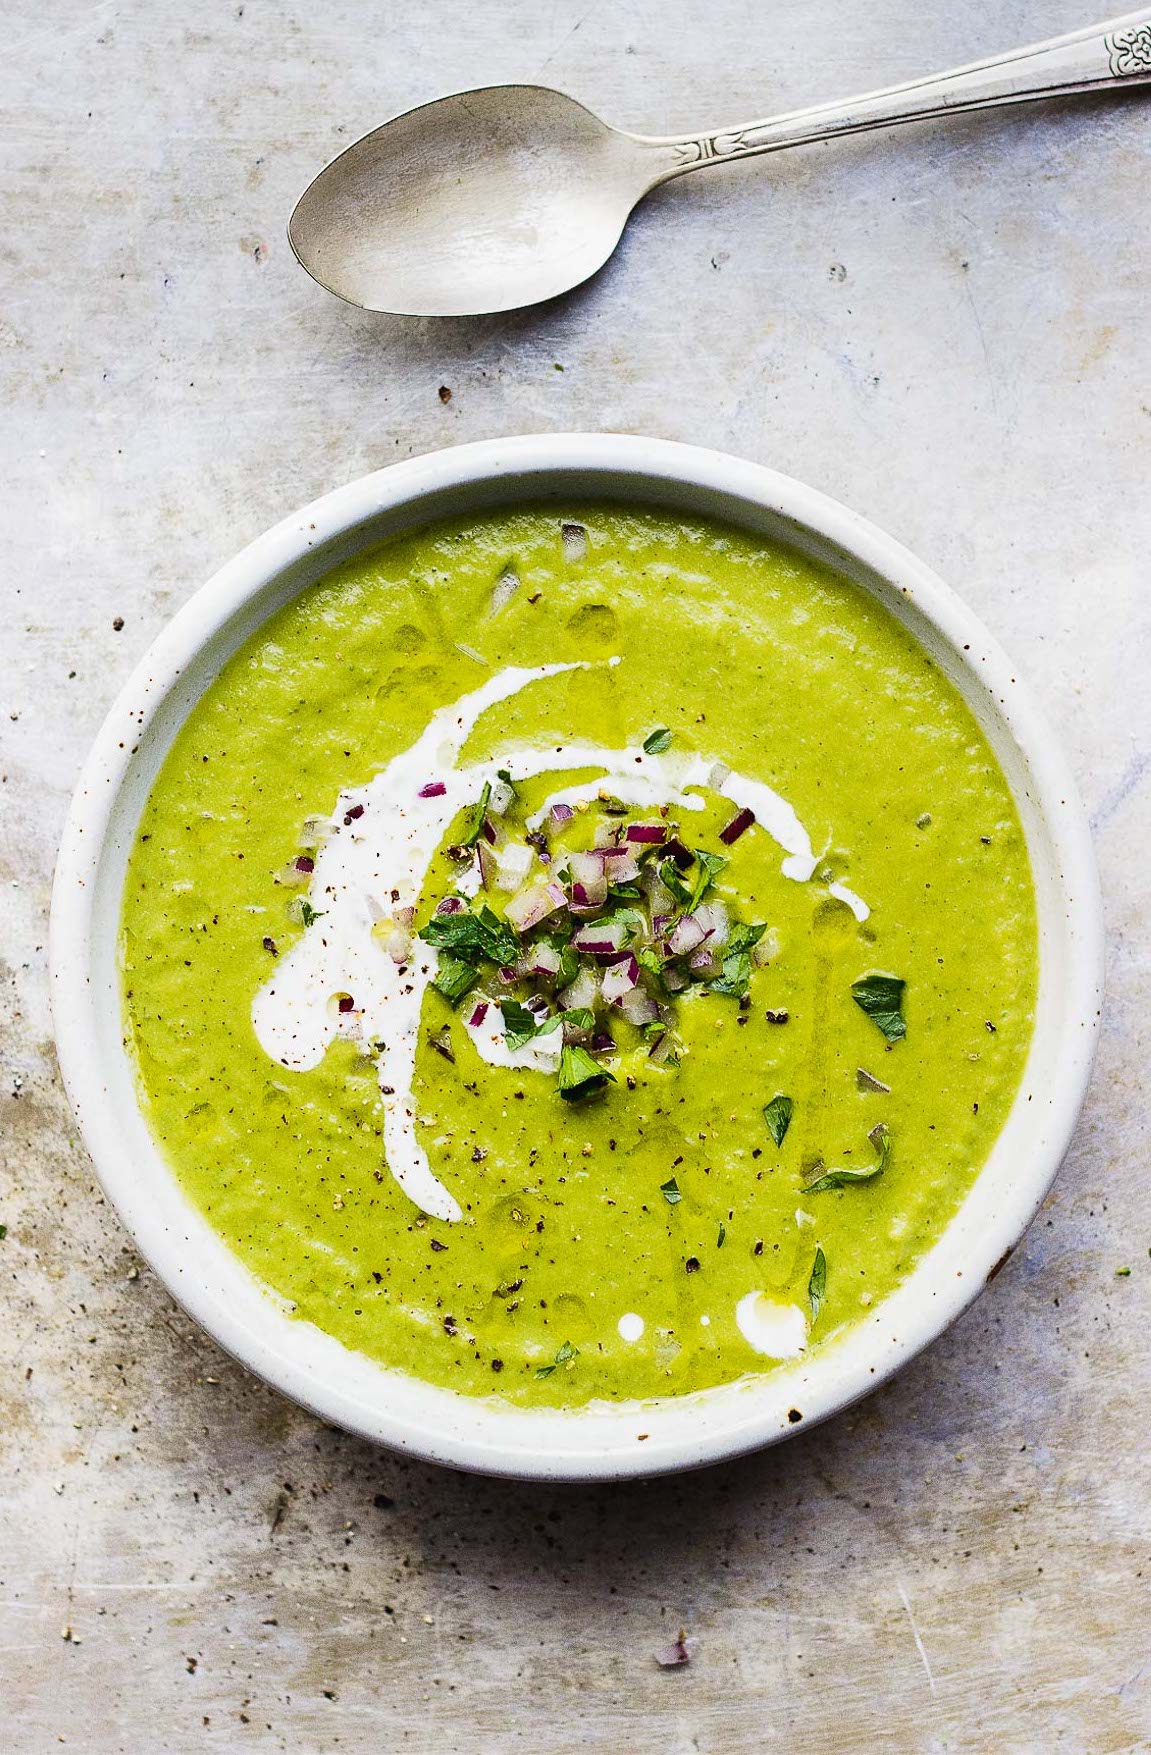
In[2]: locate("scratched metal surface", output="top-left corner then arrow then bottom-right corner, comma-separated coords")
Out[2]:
3,0 -> 1150,1748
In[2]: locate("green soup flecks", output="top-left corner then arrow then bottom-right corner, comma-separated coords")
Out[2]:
121,505 -> 1037,1406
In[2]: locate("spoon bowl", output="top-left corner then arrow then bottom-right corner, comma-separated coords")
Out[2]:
289,86 -> 652,317
290,11 -> 1151,318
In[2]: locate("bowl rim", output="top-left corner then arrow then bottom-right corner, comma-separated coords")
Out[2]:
49,433 -> 1104,1481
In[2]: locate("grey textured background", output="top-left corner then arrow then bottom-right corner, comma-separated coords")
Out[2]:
4,1 -> 1150,1748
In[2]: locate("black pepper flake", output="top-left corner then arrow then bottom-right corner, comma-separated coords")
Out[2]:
430,1238 -> 448,1252
443,1316 -> 457,1335
344,803 -> 365,824
262,936 -> 278,955
787,1408 -> 803,1424
491,1359 -> 504,1372
754,1239 -> 764,1255
112,615 -> 124,631
764,1009 -> 789,1025
685,1257 -> 700,1274
438,384 -> 452,403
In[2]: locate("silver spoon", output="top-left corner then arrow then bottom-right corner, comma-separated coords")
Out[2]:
290,9 -> 1151,317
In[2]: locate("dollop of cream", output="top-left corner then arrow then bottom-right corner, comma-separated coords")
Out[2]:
617,1312 -> 645,1343
735,1291 -> 809,1359
252,664 -> 867,1223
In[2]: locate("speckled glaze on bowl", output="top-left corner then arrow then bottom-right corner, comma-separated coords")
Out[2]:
49,436 -> 1104,1481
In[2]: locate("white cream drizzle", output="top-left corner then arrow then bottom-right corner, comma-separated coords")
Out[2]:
735,1291 -> 810,1359
252,663 -> 869,1223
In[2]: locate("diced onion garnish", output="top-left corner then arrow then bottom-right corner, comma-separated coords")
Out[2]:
558,967 -> 599,1012
488,777 -> 515,817
572,919 -> 629,954
494,841 -> 533,893
601,956 -> 640,1004
719,807 -> 756,844
668,913 -> 708,956
561,521 -> 588,561
490,566 -> 520,615
548,803 -> 574,829
387,927 -> 412,964
625,823 -> 667,844
467,1001 -> 489,1028
417,781 -> 447,798
707,761 -> 731,790
435,896 -> 465,915
619,987 -> 659,1027
569,850 -> 608,908
694,900 -> 730,947
504,881 -> 567,932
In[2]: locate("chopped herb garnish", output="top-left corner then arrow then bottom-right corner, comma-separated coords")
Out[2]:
717,1222 -> 726,1248
0,1224 -> 6,1241
764,1094 -> 794,1147
432,954 -> 479,1006
711,949 -> 752,998
420,903 -> 519,967
499,998 -> 538,1052
661,1176 -> 682,1205
806,1123 -> 891,1192
808,1246 -> 827,1318
461,780 -> 492,849
536,1339 -> 579,1379
428,1025 -> 455,1063
658,860 -> 693,907
688,848 -> 727,912
851,973 -> 906,1041
642,727 -> 674,755
1115,1266 -> 1132,1278
727,922 -> 766,954
557,1043 -> 615,1102
299,900 -> 326,927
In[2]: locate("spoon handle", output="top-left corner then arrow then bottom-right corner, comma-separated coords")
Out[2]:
644,8 -> 1151,179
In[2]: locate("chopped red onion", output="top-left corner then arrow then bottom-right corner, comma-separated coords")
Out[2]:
467,1002 -> 489,1028
648,1028 -> 676,1066
669,913 -> 708,956
752,928 -> 780,968
490,566 -> 520,615
719,807 -> 756,844
573,918 -> 630,954
337,994 -> 355,1013
602,956 -> 640,1005
481,816 -> 498,845
343,803 -> 365,824
620,986 -> 659,1026
387,926 -> 412,964
561,521 -> 588,561
558,967 -> 599,1011
504,880 -> 567,932
593,818 -> 623,850
689,945 -> 717,974
695,901 -> 730,947
488,777 -> 514,817
569,851 -> 608,907
418,781 -> 447,798
625,823 -> 667,844
436,896 -> 465,915
528,942 -> 562,978
497,965 -> 519,984
661,964 -> 689,994
477,839 -> 498,890
663,837 -> 693,868
589,1031 -> 616,1054
708,760 -> 732,791
294,855 -> 315,875
547,802 -> 574,829
394,906 -> 415,929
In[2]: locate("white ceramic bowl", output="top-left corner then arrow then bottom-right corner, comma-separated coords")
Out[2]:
50,435 -> 1103,1481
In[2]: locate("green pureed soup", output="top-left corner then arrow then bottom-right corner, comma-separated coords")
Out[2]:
122,506 -> 1037,1406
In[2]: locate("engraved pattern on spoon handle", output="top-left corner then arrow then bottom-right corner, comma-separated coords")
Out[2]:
644,8 -> 1151,178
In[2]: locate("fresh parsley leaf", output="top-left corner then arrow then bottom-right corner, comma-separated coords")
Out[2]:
420,904 -> 519,967
557,1043 -> 614,1102
638,947 -> 665,978
661,1176 -> 682,1204
299,900 -> 326,928
432,954 -> 479,1006
535,1364 -> 556,1379
555,1339 -> 578,1365
689,848 -> 727,911
499,998 -> 538,1052
658,860 -> 693,908
496,768 -> 515,788
851,973 -> 906,1041
764,1093 -> 793,1147
643,727 -> 674,755
711,950 -> 752,998
536,1006 -> 595,1038
805,1123 -> 891,1192
727,921 -> 766,954
0,1225 -> 6,1241
717,1222 -> 726,1248
808,1246 -> 827,1319
461,780 -> 492,850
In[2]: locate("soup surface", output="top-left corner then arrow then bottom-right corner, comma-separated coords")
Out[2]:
122,506 -> 1037,1406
